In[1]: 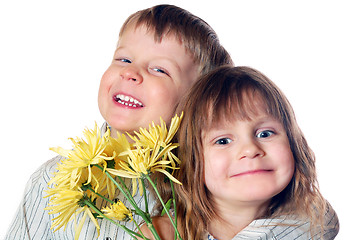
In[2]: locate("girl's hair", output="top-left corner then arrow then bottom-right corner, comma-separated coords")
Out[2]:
171,66 -> 326,239
118,4 -> 233,75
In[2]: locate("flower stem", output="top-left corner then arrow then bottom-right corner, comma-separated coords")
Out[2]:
113,176 -> 161,240
87,186 -> 115,205
132,218 -> 148,240
141,178 -> 149,214
116,176 -> 138,208
145,175 -> 182,240
170,180 -> 178,240
94,165 -> 137,209
94,164 -> 161,240
83,199 -> 141,239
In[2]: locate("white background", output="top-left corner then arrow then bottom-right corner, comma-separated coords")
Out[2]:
1,0 -> 360,239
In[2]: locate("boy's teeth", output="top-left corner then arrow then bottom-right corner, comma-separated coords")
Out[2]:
115,94 -> 143,107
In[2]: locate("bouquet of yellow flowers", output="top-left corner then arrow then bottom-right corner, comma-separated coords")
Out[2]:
45,114 -> 183,240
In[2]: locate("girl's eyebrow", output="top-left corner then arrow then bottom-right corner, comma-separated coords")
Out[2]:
251,113 -> 278,123
201,126 -> 224,139
254,116 -> 284,130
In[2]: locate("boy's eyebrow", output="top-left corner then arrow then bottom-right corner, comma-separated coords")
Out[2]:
114,46 -> 182,72
160,57 -> 181,72
114,46 -> 126,53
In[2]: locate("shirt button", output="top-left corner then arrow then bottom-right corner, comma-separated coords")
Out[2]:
105,237 -> 112,240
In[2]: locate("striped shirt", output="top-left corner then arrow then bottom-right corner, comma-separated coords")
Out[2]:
207,213 -> 339,240
5,155 -> 156,240
5,124 -> 339,240
4,155 -> 340,240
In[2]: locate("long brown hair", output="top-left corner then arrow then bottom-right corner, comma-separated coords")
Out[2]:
172,66 -> 326,239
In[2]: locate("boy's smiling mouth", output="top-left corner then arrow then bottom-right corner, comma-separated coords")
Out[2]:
113,94 -> 144,108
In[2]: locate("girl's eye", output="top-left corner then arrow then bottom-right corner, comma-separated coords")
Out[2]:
215,138 -> 232,145
256,130 -> 275,138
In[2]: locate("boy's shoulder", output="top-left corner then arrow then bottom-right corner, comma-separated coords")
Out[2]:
28,155 -> 64,186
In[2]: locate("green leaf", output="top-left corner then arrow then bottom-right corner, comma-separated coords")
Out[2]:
161,198 -> 173,216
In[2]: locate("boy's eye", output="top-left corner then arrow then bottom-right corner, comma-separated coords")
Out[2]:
115,58 -> 132,63
215,138 -> 232,145
121,58 -> 132,63
151,67 -> 170,76
256,130 -> 274,138
154,68 -> 165,74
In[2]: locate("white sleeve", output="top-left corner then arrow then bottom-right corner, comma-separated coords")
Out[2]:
4,155 -> 156,240
4,156 -> 63,239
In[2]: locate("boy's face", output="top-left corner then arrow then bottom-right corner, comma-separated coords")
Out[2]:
98,24 -> 200,136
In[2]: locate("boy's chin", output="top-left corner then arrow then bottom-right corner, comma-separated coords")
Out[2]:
106,117 -> 136,133
109,125 -> 129,135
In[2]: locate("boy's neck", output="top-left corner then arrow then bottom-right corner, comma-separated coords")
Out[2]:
110,127 -> 135,142
110,128 -> 120,138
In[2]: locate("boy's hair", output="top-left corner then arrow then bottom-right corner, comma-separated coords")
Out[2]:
118,4 -> 233,75
174,66 -> 326,239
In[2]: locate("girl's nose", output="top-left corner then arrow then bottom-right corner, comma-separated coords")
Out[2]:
120,65 -> 143,84
239,139 -> 265,160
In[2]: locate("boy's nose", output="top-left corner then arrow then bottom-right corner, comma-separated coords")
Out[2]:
120,66 -> 143,84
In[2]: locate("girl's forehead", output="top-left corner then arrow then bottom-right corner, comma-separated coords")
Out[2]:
208,107 -> 271,128
210,91 -> 269,122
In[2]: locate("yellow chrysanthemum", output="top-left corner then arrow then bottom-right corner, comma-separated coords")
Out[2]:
103,131 -> 130,161
101,200 -> 132,221
45,189 -> 100,240
49,123 -> 112,193
130,113 -> 183,147
107,114 -> 183,195
129,113 -> 183,168
130,113 -> 182,168
97,131 -> 131,199
45,115 -> 183,239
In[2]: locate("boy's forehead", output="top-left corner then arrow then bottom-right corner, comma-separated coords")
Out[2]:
116,23 -> 199,74
119,23 -> 183,46
115,22 -> 200,86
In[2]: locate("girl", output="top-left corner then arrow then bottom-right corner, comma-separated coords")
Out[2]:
149,66 -> 338,240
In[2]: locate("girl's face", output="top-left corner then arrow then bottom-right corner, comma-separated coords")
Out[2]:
202,108 -> 295,210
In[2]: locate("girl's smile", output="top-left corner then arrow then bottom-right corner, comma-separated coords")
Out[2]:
230,169 -> 273,178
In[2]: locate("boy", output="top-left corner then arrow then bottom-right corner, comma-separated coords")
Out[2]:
6,4 -> 338,240
5,4 -> 232,240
